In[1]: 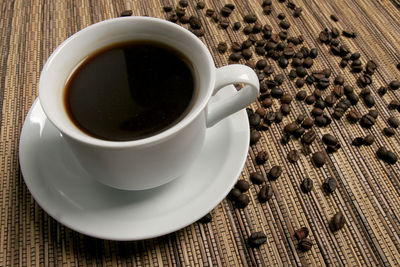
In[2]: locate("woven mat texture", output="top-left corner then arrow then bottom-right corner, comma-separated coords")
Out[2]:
1,0 -> 400,266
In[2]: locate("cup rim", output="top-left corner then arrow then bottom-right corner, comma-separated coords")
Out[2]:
39,16 -> 215,148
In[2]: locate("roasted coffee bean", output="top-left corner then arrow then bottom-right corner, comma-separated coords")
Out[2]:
322,177 -> 337,193
346,110 -> 361,123
176,8 -> 187,17
312,151 -> 326,168
292,58 -> 303,67
256,59 -> 267,70
296,114 -> 305,124
199,213 -> 212,223
279,20 -> 291,29
219,19 -> 230,29
248,232 -> 267,247
287,150 -> 300,163
281,93 -> 293,104
363,134 -> 375,146
301,130 -> 316,145
304,75 -> 314,85
319,30 -> 330,43
389,80 -> 400,90
324,95 -> 337,107
350,52 -> 360,60
352,137 -> 364,146
294,227 -> 310,240
179,15 -> 190,24
360,114 -> 375,128
292,127 -> 305,139
326,143 -> 341,154
232,21 -> 242,31
283,47 -> 295,58
302,118 -> 314,129
179,0 -> 188,7
296,90 -> 307,101
255,39 -> 266,47
189,16 -> 202,29
250,172 -> 265,184
376,146 -> 388,159
281,132 -> 290,145
192,28 -> 205,37
294,78 -> 304,88
388,100 -> 400,110
229,53 -> 242,62
296,66 -> 307,78
249,113 -> 261,127
309,47 -> 318,59
263,5 -> 272,14
163,5 -> 173,12
340,59 -> 348,68
331,45 -> 340,56
280,104 -> 291,116
253,23 -> 262,33
250,130 -> 261,144
278,57 -> 289,68
332,107 -> 345,120
205,9 -> 215,16
241,39 -> 252,49
357,74 -> 372,87
377,148 -> 398,164
277,13 -> 286,20
263,65 -> 274,76
235,180 -> 250,192
196,1 -> 205,9
255,107 -> 267,118
303,57 -> 314,68
262,0 -> 272,6
298,239 -> 313,252
388,116 -> 400,128
243,25 -> 253,35
383,127 -> 395,137
271,88 -> 283,99
268,166 -> 282,181
258,185 -> 273,202
120,10 -> 133,16
301,178 -> 313,193
211,14 -> 220,22
329,212 -> 345,232
311,107 -> 324,117
322,134 -> 338,147
288,69 -> 297,80
333,85 -> 344,97
363,94 -> 375,108
242,49 -> 252,59
317,78 -> 330,90
244,14 -> 257,23
315,99 -> 326,109
378,86 -> 388,96
262,98 -> 273,108
305,95 -> 316,105
256,151 -> 268,164
217,42 -> 228,53
228,188 -> 241,200
220,6 -> 233,17
274,111 -> 283,123
236,194 -> 250,208
284,122 -> 299,134
315,115 -> 328,127
168,13 -> 179,22
347,92 -> 359,105
331,27 -> 340,38
274,74 -> 285,85
342,30 -> 356,38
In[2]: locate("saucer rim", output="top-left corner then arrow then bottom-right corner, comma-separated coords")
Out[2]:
19,85 -> 250,240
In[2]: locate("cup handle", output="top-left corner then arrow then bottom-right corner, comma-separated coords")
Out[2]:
206,64 -> 259,127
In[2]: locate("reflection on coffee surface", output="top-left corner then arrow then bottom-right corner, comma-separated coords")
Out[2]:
64,40 -> 196,141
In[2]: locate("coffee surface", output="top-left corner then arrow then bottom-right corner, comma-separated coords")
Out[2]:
64,40 -> 196,141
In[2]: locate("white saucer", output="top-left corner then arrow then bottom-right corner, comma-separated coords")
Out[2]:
19,85 -> 249,240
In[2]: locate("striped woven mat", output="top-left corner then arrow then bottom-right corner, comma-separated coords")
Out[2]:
1,0 -> 400,266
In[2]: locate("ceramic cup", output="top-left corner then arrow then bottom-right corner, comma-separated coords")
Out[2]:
39,16 -> 259,190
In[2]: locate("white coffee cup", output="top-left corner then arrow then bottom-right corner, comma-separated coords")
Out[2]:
39,16 -> 259,190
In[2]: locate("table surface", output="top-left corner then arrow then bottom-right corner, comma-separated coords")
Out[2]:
1,0 -> 400,266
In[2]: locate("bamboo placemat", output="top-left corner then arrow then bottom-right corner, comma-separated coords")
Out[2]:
1,0 -> 400,266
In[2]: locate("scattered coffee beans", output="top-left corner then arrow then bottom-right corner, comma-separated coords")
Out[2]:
298,239 -> 313,252
301,178 -> 313,193
236,194 -> 250,208
288,149 -> 300,163
268,166 -> 283,181
322,177 -> 337,194
236,180 -> 250,192
248,232 -> 267,247
329,212 -> 345,232
256,151 -> 268,164
250,172 -> 265,184
258,185 -> 273,202
312,151 -> 326,168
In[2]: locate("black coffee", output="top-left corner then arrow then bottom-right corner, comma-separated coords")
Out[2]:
64,40 -> 196,141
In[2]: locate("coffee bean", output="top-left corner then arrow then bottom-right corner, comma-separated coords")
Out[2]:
255,40 -> 266,47
176,8 -> 186,17
262,0 -> 272,6
252,23 -> 262,33
280,104 -> 291,116
363,134 -> 375,146
163,5 -> 173,12
322,177 -> 337,193
311,107 -> 324,117
298,239 -> 313,252
376,86 -> 388,96
242,25 -> 252,35
281,132 -> 290,145
287,150 -> 299,163
347,92 -> 359,105
388,100 -> 400,110
389,80 -> 400,90
279,20 -> 291,29
363,94 -> 375,108
256,151 -> 268,164
383,127 -> 395,137
397,62 -> 400,70
229,53 -> 241,62
120,10 -> 133,16
292,127 -> 305,139
235,180 -> 250,192
248,232 -> 267,247
274,74 -> 285,85
249,113 -> 261,127
196,1 -> 205,9
258,185 -> 273,202
312,151 -> 326,168
385,150 -> 398,164
250,130 -> 261,145
294,227 -> 309,240
329,212 -> 345,232
255,59 -> 267,70
278,57 -> 289,68
228,188 -> 241,200
199,212 -> 212,223
179,15 -> 190,24
319,30 -> 330,43
321,134 -> 337,147
388,116 -> 400,128
219,19 -> 229,29
268,166 -> 282,181
263,65 -> 274,76
244,14 -> 257,23
305,95 -> 316,105
220,6 -> 233,17
263,5 -> 272,14
250,172 -> 265,184
254,108 -> 266,118
236,194 -> 250,208
262,98 -> 273,108
301,130 -> 316,145
299,178 -> 313,194
241,49 -> 252,59
360,114 -> 375,128
340,59 -> 348,68
168,13 -> 179,22
296,90 -> 307,101
284,122 -> 299,134
368,109 -> 378,119
324,95 -> 337,107
296,114 -> 305,124
317,78 -> 330,90
376,146 -> 388,159
346,110 -> 361,123
277,13 -> 286,20
217,42 -> 228,53
357,74 -> 372,87
296,66 -> 307,78
302,118 -> 314,129
314,115 -> 328,127
281,93 -> 293,104
274,111 -> 283,123
179,0 -> 188,7
303,57 -> 314,68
